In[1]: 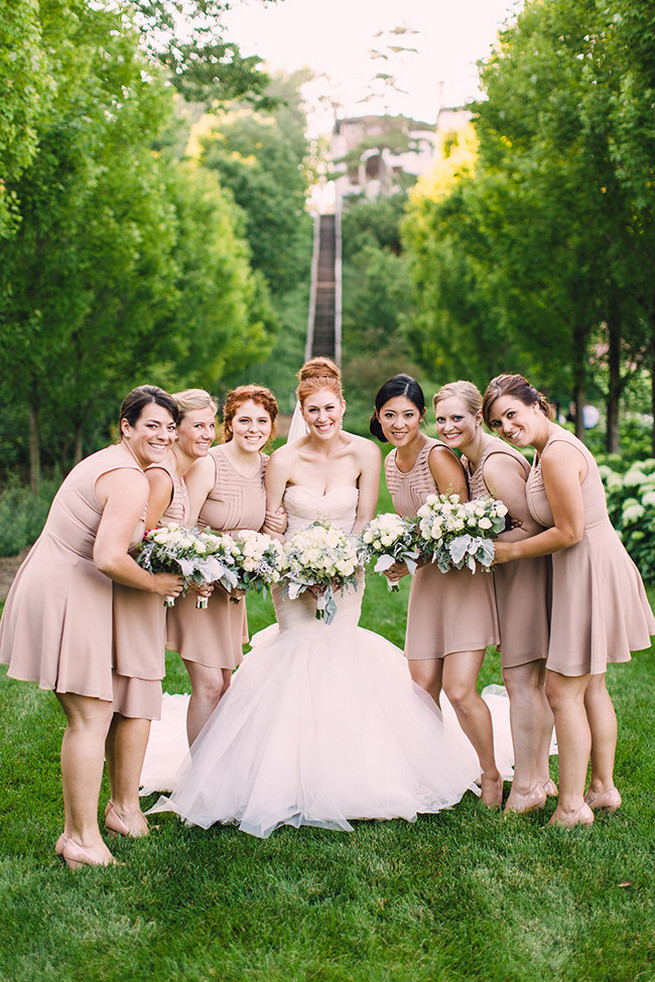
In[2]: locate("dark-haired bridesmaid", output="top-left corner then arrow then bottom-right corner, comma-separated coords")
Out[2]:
0,386 -> 184,867
485,373 -> 655,826
107,388 -> 217,838
371,375 -> 502,807
433,380 -> 554,815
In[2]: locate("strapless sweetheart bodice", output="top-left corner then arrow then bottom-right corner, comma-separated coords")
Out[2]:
283,486 -> 359,537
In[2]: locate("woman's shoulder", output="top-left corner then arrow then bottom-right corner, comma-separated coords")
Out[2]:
343,431 -> 381,465
542,427 -> 590,461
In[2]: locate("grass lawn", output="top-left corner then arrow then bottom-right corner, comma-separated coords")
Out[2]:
1,483 -> 655,981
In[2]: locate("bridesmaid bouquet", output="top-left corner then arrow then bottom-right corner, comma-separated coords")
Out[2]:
226,530 -> 285,601
137,524 -> 238,607
412,494 -> 509,573
280,521 -> 362,625
358,512 -> 419,591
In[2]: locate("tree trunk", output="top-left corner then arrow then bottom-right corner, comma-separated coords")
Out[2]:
572,323 -> 588,443
29,403 -> 41,494
74,421 -> 83,465
573,386 -> 586,442
605,304 -> 621,454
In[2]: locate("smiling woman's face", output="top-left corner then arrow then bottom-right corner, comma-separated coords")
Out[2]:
121,403 -> 176,468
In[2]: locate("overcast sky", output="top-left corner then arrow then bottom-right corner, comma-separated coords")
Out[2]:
224,0 -> 523,129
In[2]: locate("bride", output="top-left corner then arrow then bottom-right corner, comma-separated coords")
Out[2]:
148,358 -> 483,837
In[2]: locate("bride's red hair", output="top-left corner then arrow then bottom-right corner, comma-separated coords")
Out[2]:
296,357 -> 343,407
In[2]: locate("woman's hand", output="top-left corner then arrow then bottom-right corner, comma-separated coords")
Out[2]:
264,507 -> 287,535
188,581 -> 214,598
229,587 -> 247,604
152,572 -> 185,597
384,560 -> 409,584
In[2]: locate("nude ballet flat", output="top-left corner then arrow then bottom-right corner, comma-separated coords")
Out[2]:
584,787 -> 622,812
547,802 -> 594,828
55,834 -> 69,856
542,779 -> 558,797
504,783 -> 547,816
105,802 -> 150,838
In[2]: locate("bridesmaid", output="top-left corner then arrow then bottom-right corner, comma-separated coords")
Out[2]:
107,389 -> 216,837
433,380 -> 554,814
485,373 -> 655,826
371,374 -> 503,807
0,386 -> 184,867
167,384 -> 282,745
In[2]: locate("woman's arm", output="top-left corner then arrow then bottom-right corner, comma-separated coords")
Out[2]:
262,449 -> 292,539
493,442 -> 586,563
145,467 -> 174,530
429,446 -> 468,500
482,454 -> 536,542
185,455 -> 215,526
94,469 -> 184,596
352,440 -> 381,534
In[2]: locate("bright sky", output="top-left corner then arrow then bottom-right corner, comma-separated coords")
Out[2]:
224,0 -> 522,132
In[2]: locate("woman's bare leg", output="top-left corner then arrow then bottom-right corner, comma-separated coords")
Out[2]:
183,660 -> 232,745
55,692 -> 115,862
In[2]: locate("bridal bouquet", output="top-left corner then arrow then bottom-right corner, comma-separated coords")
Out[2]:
413,494 -> 509,573
281,521 -> 362,625
227,529 -> 285,600
137,524 -> 237,607
358,512 -> 419,591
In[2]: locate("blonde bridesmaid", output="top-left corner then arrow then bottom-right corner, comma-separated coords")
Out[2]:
371,374 -> 502,807
433,380 -> 553,815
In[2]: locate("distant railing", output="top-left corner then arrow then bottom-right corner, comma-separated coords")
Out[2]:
304,210 -> 342,367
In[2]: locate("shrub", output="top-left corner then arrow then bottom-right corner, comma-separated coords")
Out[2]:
0,477 -> 59,557
598,457 -> 655,583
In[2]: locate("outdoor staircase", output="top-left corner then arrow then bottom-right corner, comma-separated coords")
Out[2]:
304,212 -> 342,366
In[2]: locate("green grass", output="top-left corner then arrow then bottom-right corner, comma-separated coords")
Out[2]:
1,482 -> 655,980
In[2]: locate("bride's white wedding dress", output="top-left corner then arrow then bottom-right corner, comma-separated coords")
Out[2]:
146,487 -> 496,838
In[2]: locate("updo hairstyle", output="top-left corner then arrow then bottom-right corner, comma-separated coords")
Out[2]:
173,388 -> 218,422
370,375 -> 425,442
222,384 -> 279,444
433,380 -> 483,417
296,356 -> 343,408
482,374 -> 554,429
120,385 -> 178,428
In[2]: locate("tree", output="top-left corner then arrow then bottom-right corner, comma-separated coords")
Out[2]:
404,0 -> 655,450
127,0 -> 276,107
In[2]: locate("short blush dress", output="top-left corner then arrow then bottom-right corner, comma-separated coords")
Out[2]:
466,441 -> 550,669
165,446 -> 267,671
0,444 -> 146,701
526,428 -> 655,676
112,455 -> 191,720
385,438 -> 499,660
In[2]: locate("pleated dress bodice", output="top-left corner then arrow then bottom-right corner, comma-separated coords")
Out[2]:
198,446 -> 267,535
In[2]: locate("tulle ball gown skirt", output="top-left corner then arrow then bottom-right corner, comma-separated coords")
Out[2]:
149,580 -> 482,838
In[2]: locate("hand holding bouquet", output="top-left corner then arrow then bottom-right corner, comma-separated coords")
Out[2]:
413,494 -> 508,573
227,530 -> 285,602
358,512 -> 419,591
137,524 -> 236,607
281,521 -> 362,625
